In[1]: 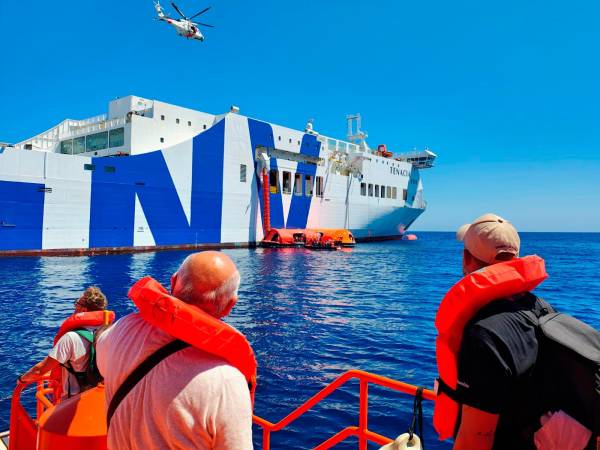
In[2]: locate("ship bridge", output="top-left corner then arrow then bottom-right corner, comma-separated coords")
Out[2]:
395,149 -> 436,169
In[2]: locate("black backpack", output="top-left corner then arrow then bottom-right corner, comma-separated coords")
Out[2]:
63,328 -> 103,394
523,307 -> 600,449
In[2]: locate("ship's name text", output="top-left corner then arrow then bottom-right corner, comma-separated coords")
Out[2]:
390,167 -> 410,176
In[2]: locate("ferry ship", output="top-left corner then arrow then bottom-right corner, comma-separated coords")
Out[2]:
0,96 -> 435,255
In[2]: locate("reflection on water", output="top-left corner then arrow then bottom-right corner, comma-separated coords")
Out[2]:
1,233 -> 599,449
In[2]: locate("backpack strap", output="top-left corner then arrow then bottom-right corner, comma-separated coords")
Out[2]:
73,329 -> 97,371
58,329 -> 96,397
516,295 -> 556,326
106,339 -> 190,429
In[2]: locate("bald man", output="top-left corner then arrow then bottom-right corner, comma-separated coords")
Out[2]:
97,252 -> 253,450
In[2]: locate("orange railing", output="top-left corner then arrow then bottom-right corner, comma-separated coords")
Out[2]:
9,378 -> 59,450
252,369 -> 436,449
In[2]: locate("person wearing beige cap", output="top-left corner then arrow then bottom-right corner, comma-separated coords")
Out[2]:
456,213 -> 521,274
435,214 -> 549,449
433,213 -> 599,450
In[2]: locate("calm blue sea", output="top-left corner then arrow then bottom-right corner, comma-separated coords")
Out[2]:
0,232 -> 599,449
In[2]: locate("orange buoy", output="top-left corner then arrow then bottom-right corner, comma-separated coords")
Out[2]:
403,234 -> 418,241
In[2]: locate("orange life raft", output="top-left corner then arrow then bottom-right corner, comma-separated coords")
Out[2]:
313,229 -> 356,247
128,276 -> 258,400
433,255 -> 548,440
261,228 -> 355,249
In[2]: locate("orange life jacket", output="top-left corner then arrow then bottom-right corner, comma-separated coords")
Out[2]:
54,310 -> 115,345
433,255 -> 548,440
128,276 -> 258,402
51,310 -> 115,398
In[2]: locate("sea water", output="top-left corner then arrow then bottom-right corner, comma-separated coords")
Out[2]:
0,232 -> 598,449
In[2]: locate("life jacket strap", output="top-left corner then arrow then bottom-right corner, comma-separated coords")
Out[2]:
106,339 -> 191,429
435,377 -> 462,402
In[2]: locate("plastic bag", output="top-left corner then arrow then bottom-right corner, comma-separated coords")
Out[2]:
534,410 -> 592,450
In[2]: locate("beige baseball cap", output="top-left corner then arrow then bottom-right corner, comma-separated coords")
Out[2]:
456,213 -> 520,264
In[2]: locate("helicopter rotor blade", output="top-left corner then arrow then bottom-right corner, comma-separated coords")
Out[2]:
189,6 -> 211,19
192,21 -> 214,28
171,2 -> 187,19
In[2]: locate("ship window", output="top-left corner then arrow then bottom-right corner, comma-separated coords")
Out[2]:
338,142 -> 347,151
86,131 -> 108,152
282,171 -> 291,194
161,115 -> 165,121
60,140 -> 73,155
392,187 -> 397,199
203,124 -> 207,130
316,176 -> 324,197
73,137 -> 85,154
109,127 -> 124,148
294,173 -> 302,195
387,186 -> 392,198
328,139 -> 336,151
188,121 -> 191,126
269,169 -> 279,194
297,140 -> 300,145
240,164 -> 247,182
278,136 -> 281,141
84,164 -> 95,171
368,183 -> 373,197
289,138 -> 292,144
403,189 -> 408,201
360,182 -> 366,196
160,137 -> 164,143
375,185 -> 380,197
176,118 -> 180,124
380,185 -> 386,198
104,166 -> 116,173
305,175 -> 313,196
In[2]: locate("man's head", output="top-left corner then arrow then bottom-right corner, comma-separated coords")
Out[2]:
170,251 -> 240,318
75,286 -> 108,312
457,213 -> 520,275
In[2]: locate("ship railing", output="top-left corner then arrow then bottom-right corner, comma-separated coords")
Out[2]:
13,114 -> 111,150
252,369 -> 436,449
63,116 -> 127,139
318,136 -> 360,155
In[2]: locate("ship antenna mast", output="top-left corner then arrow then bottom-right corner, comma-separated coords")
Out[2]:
346,114 -> 369,150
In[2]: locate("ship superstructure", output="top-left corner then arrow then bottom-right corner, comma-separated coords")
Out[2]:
0,95 -> 435,255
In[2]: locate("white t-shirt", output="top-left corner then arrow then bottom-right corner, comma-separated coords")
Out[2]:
48,329 -> 93,397
96,313 -> 253,450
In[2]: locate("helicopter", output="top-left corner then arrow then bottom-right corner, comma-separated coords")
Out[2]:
154,1 -> 213,41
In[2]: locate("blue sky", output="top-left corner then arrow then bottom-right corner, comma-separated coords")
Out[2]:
1,0 -> 598,231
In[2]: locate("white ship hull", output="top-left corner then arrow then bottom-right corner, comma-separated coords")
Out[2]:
0,98 -> 432,255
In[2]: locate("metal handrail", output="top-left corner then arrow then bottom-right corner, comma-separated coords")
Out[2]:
252,369 -> 436,449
